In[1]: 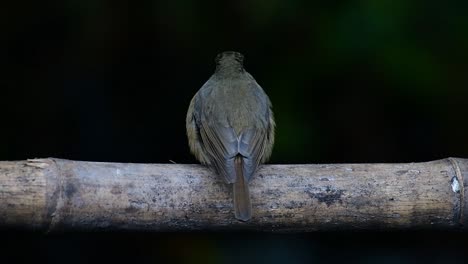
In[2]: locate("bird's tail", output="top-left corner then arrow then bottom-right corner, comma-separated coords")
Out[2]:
233,155 -> 252,221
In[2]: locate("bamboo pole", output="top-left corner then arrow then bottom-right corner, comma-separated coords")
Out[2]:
0,158 -> 466,231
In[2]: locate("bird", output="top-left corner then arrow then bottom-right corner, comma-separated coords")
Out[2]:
186,51 -> 275,221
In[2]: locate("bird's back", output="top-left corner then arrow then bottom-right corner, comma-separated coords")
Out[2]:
201,74 -> 270,136
193,72 -> 273,183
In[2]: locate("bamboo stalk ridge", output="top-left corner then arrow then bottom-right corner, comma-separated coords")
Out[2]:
0,158 -> 466,231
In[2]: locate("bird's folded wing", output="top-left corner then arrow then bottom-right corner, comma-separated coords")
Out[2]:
238,128 -> 267,181
199,122 -> 239,183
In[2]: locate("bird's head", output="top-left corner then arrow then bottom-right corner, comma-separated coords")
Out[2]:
215,51 -> 245,73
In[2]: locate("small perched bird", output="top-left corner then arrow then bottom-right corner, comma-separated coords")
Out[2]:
186,51 -> 275,221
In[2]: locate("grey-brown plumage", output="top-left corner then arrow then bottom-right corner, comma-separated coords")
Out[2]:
186,51 -> 275,221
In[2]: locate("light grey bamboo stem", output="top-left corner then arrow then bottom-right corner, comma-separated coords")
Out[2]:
0,158 -> 466,231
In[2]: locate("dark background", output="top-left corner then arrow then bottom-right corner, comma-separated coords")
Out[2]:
2,0 -> 468,263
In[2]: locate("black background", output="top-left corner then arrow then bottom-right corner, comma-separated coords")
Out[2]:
2,1 -> 468,263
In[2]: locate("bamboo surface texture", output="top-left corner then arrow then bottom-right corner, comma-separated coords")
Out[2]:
0,158 -> 467,231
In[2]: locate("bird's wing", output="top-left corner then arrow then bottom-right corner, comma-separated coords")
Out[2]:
238,128 -> 269,181
186,94 -> 211,164
199,121 -> 239,183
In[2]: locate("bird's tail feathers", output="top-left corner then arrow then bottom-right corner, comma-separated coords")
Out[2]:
233,155 -> 252,221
